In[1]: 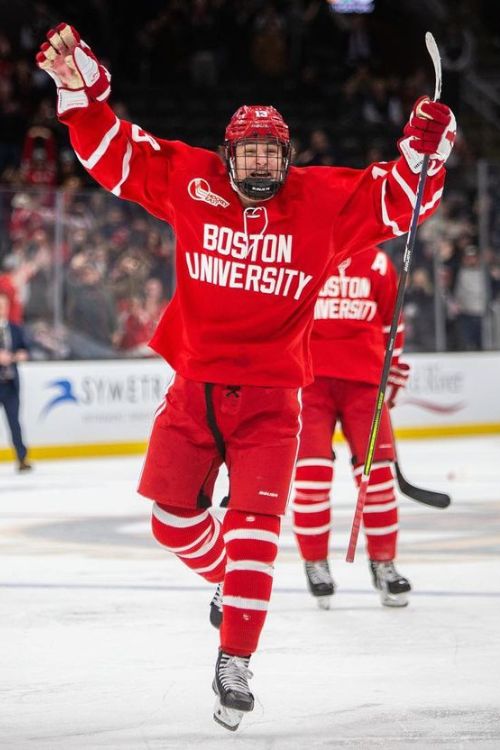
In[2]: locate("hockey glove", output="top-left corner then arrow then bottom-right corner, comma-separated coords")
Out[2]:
398,96 -> 456,175
36,23 -> 111,117
386,361 -> 410,409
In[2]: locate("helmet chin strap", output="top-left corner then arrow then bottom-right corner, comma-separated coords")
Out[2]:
228,161 -> 282,203
228,170 -> 266,204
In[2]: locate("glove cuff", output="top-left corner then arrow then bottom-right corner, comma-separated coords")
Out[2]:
57,87 -> 89,116
398,136 -> 425,174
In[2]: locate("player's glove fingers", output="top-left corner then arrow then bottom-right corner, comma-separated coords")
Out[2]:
36,43 -> 83,90
47,23 -> 80,53
36,21 -> 111,110
398,96 -> 456,172
405,119 -> 449,139
416,97 -> 451,125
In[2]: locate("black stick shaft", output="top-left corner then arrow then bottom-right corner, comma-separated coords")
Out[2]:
346,154 -> 430,561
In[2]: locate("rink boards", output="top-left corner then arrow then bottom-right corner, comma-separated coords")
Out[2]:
1,352 -> 499,460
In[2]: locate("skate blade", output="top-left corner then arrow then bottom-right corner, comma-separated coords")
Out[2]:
381,592 -> 409,608
213,697 -> 244,731
316,595 -> 332,610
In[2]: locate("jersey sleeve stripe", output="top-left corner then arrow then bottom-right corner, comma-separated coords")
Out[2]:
420,187 -> 443,215
111,141 -> 133,196
75,117 -> 120,169
381,178 -> 404,236
96,85 -> 111,102
392,162 -> 417,207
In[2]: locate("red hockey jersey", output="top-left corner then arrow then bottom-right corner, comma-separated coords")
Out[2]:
60,102 -> 444,387
311,248 -> 403,385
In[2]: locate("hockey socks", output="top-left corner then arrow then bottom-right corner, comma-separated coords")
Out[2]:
151,503 -> 226,583
353,461 -> 398,561
220,508 -> 280,655
292,458 -> 334,561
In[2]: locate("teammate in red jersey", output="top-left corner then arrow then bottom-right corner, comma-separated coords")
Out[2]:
36,24 -> 456,730
292,247 -> 412,609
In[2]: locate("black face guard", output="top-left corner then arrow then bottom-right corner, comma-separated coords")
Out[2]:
224,138 -> 291,201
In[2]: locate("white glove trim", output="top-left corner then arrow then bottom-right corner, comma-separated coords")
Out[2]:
398,137 -> 425,174
73,46 -> 100,87
57,88 -> 89,115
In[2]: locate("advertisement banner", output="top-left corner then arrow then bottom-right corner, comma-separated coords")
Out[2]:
392,353 -> 500,434
1,354 -> 499,459
0,359 -> 173,457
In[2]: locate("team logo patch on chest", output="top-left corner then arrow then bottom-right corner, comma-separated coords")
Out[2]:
188,178 -> 230,208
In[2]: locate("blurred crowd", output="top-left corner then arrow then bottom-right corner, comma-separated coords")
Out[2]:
0,0 -> 499,357
0,188 -> 175,359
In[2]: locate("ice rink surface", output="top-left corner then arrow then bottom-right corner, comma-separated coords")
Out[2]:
1,436 -> 500,750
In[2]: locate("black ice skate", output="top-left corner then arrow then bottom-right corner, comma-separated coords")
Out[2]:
304,559 -> 336,610
212,650 -> 254,731
209,582 -> 223,629
369,560 -> 411,607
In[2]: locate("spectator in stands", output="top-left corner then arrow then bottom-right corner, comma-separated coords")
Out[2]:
452,244 -> 489,350
25,319 -> 70,361
65,258 -> 118,358
296,128 -> 336,166
144,277 -> 167,324
440,21 -> 474,116
362,77 -> 404,130
404,267 -> 436,352
117,295 -> 156,357
250,3 -> 288,80
20,125 -> 57,186
188,0 -> 221,89
8,191 -> 44,244
0,291 -> 32,472
145,227 -> 175,298
0,254 -> 36,324
109,250 -> 152,307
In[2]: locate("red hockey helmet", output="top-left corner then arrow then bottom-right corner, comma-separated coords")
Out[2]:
225,105 -> 290,144
224,105 -> 291,201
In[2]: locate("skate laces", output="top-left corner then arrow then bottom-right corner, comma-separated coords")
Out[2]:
218,654 -> 253,694
211,582 -> 223,611
305,560 -> 332,586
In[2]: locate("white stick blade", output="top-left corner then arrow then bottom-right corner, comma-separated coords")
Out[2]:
425,31 -> 442,102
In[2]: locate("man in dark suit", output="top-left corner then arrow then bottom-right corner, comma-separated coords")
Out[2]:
0,291 -> 32,472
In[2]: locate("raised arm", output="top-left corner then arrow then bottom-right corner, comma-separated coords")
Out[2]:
334,96 -> 456,254
36,24 -> 181,222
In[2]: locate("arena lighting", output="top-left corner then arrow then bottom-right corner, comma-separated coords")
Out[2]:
327,0 -> 375,13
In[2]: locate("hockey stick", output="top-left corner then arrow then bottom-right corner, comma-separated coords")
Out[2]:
389,418 -> 451,508
346,33 -> 442,562
395,459 -> 451,508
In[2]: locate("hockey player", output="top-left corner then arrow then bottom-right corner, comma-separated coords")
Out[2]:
292,247 -> 411,609
36,23 -> 456,731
